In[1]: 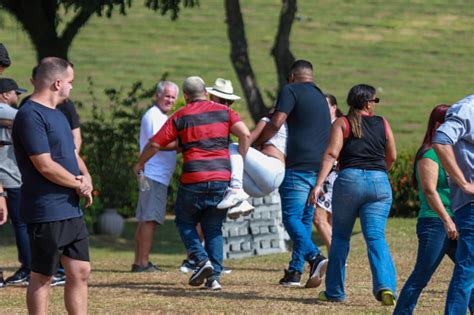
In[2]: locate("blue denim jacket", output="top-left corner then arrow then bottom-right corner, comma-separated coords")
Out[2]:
433,94 -> 474,212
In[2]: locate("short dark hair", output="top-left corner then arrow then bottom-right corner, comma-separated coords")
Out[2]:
0,43 -> 11,68
34,57 -> 73,85
290,59 -> 313,73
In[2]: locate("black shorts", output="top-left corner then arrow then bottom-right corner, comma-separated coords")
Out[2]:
28,216 -> 90,276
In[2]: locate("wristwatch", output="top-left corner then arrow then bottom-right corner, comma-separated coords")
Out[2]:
0,191 -> 7,198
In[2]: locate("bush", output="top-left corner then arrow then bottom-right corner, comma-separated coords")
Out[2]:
388,149 -> 419,217
80,77 -> 184,225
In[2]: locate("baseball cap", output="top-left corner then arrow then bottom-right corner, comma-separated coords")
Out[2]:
0,78 -> 27,94
0,44 -> 11,67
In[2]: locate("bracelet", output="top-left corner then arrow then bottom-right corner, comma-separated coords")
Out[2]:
0,191 -> 7,198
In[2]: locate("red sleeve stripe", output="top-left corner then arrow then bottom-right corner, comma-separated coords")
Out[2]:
342,116 -> 350,139
382,116 -> 390,141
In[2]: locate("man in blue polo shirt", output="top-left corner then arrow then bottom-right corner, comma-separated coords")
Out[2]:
12,57 -> 93,314
433,94 -> 474,314
255,60 -> 331,288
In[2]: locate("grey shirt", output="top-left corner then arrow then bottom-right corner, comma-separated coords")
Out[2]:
0,102 -> 21,188
433,94 -> 474,212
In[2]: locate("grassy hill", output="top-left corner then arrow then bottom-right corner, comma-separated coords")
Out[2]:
1,0 -> 473,148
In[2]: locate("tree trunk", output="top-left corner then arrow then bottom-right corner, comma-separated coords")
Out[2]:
2,0 -> 94,61
224,0 -> 268,123
224,0 -> 297,123
271,0 -> 297,90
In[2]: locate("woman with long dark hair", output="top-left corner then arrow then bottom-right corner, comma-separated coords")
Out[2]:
310,84 -> 397,305
393,104 -> 472,313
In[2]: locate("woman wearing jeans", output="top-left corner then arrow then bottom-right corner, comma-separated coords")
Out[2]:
394,104 -> 473,313
310,84 -> 397,305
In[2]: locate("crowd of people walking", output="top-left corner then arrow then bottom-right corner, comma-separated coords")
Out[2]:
0,40 -> 473,314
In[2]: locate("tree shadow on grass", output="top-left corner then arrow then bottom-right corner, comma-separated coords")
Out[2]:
90,219 -> 186,255
89,281 -> 314,304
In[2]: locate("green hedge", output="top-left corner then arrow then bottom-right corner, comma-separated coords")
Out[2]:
80,81 -> 421,229
388,150 -> 419,217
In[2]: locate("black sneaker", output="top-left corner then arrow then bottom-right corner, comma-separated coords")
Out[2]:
51,270 -> 66,287
279,269 -> 302,287
131,262 -> 162,273
305,254 -> 328,288
5,267 -> 30,286
179,259 -> 196,273
189,260 -> 214,286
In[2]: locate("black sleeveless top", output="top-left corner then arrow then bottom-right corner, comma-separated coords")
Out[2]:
338,115 -> 387,171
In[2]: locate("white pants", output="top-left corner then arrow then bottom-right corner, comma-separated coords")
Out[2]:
229,143 -> 285,197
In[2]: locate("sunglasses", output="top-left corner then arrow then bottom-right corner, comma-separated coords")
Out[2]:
368,97 -> 380,103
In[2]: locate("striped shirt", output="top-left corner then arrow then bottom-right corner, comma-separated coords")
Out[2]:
151,100 -> 241,184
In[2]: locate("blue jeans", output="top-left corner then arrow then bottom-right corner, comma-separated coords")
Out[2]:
279,169 -> 320,273
445,202 -> 474,315
325,168 -> 396,301
6,188 -> 31,272
174,181 -> 228,279
394,217 -> 457,314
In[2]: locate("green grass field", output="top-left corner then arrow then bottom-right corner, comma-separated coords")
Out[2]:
1,0 -> 473,148
0,217 -> 455,313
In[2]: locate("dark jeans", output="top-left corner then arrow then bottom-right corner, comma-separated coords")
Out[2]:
6,188 -> 31,271
174,181 -> 228,279
394,217 -> 458,314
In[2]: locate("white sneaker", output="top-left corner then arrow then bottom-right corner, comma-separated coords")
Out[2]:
217,187 -> 249,209
204,278 -> 222,290
227,200 -> 255,220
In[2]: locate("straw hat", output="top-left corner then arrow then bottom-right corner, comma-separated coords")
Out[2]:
206,78 -> 241,101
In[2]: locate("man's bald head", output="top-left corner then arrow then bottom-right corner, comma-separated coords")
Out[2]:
183,76 -> 206,100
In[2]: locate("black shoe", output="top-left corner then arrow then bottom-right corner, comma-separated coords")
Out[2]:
189,260 -> 214,286
51,270 -> 66,287
5,267 -> 30,286
279,269 -> 302,287
131,262 -> 162,273
305,254 -> 328,288
179,259 -> 197,273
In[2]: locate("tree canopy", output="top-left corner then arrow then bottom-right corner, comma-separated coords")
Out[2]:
0,0 -> 198,60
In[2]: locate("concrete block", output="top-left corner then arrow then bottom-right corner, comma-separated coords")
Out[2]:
260,240 -> 271,249
227,250 -> 254,260
252,198 -> 264,206
241,242 -> 252,251
239,226 -> 250,235
228,227 -> 239,237
261,211 -> 271,219
259,226 -> 270,234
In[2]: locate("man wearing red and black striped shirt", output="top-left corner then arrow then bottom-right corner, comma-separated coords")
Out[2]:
134,76 -> 250,290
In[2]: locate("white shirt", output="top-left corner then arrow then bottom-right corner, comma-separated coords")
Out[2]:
140,105 -> 177,186
261,117 -> 288,156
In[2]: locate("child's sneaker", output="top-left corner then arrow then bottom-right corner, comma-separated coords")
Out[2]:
217,187 -> 249,209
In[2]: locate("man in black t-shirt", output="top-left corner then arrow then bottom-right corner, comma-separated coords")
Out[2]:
255,60 -> 331,288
